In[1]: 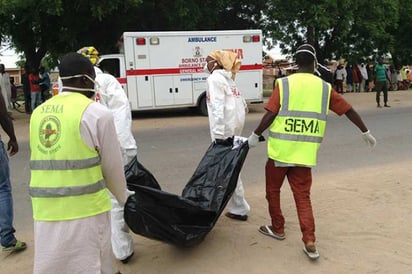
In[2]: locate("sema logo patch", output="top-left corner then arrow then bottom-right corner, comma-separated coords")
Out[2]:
39,116 -> 61,148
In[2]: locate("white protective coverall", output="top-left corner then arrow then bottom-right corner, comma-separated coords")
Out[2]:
206,68 -> 250,216
57,67 -> 136,260
0,72 -> 11,111
94,67 -> 137,261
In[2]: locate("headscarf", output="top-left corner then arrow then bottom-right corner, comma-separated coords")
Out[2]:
77,46 -> 100,65
208,50 -> 241,80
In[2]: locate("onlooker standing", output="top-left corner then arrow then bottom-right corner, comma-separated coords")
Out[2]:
374,58 -> 390,108
345,64 -> 353,92
358,63 -> 368,92
21,65 -> 32,114
0,91 -> 27,253
10,78 -> 17,109
0,64 -> 12,112
396,69 -> 404,90
352,64 -> 362,92
406,70 -> 412,89
401,66 -> 408,86
38,67 -> 51,102
204,49 -> 250,221
389,67 -> 398,91
29,52 -> 127,273
367,64 -> 375,92
28,68 -> 41,110
335,64 -> 346,94
248,44 -> 376,260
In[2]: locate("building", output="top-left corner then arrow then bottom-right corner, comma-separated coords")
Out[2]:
0,54 -> 22,85
263,54 -> 293,89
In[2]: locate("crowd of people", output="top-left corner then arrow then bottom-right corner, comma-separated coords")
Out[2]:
0,65 -> 52,116
23,66 -> 51,114
293,59 -> 412,108
332,61 -> 412,94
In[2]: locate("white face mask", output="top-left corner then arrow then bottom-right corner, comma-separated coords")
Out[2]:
203,59 -> 218,74
60,74 -> 99,95
203,63 -> 210,74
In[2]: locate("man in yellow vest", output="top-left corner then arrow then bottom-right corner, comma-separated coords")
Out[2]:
29,52 -> 128,273
247,44 -> 376,260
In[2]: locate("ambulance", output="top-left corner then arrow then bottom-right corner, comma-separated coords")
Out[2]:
97,30 -> 263,115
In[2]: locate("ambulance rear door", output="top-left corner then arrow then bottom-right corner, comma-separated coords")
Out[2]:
147,33 -> 194,107
124,33 -> 153,110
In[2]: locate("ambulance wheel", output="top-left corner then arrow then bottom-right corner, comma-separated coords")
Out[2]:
198,96 -> 208,116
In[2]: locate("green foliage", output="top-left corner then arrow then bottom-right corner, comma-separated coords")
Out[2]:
0,0 -> 411,71
0,0 -> 142,71
264,0 -> 401,64
391,2 -> 412,66
119,0 -> 265,31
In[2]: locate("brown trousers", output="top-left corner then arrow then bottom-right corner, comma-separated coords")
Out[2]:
265,159 -> 316,243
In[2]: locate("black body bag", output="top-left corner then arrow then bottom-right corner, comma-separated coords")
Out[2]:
124,138 -> 249,247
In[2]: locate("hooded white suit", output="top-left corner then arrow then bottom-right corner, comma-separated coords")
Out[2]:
206,68 -> 250,216
94,67 -> 136,261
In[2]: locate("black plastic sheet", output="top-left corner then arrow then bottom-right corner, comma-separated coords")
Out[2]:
124,137 -> 249,247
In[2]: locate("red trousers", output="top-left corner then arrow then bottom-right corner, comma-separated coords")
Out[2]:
265,159 -> 316,243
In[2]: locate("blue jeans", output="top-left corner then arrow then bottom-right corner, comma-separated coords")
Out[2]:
31,91 -> 42,111
0,139 -> 16,247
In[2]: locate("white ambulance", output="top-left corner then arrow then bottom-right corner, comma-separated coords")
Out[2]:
98,30 -> 263,115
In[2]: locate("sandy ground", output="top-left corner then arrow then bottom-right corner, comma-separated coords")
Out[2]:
1,90 -> 412,274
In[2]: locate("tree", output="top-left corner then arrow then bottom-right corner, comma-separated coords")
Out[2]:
120,0 -> 265,31
264,0 -> 399,63
0,0 -> 142,72
2,0 -> 410,73
346,1 -> 399,63
391,2 -> 412,67
0,0 -> 265,71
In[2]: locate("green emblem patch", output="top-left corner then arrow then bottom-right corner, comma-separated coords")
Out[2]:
39,116 -> 61,148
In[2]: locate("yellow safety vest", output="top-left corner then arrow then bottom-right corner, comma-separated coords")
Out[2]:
268,73 -> 331,166
29,93 -> 111,221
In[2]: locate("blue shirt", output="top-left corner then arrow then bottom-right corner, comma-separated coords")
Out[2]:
40,72 -> 50,88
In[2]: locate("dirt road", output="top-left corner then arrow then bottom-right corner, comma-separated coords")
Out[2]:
1,91 -> 412,274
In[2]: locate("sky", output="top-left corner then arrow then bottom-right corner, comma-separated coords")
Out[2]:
0,44 -> 16,56
267,46 -> 290,61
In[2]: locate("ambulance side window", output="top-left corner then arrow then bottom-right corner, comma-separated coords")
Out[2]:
99,59 -> 120,78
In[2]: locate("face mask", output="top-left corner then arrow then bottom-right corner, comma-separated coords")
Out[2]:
203,63 -> 210,74
204,59 -> 218,74
60,74 -> 99,96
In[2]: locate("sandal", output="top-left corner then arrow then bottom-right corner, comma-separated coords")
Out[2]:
2,240 -> 27,252
303,244 -> 320,260
258,225 -> 285,240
